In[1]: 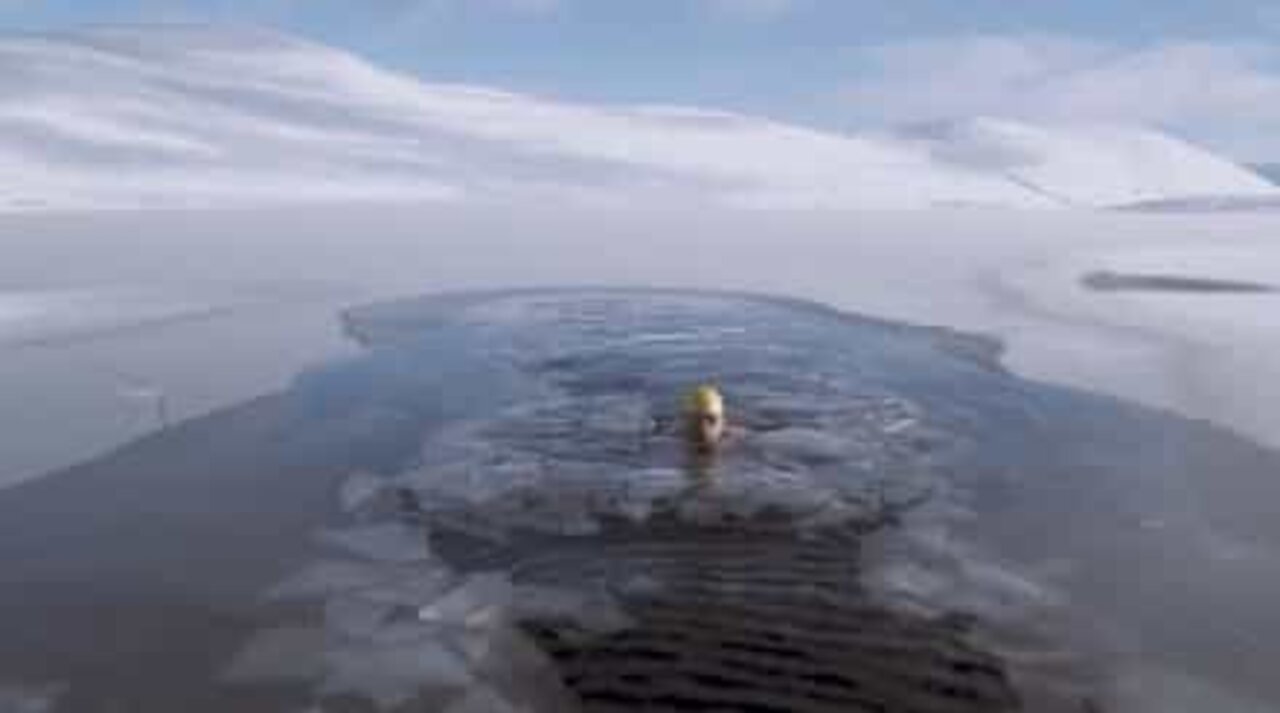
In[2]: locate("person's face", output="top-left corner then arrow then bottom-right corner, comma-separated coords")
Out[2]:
690,407 -> 725,448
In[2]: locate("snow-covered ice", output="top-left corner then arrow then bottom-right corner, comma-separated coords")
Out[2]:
0,280 -> 363,487
0,288 -> 227,346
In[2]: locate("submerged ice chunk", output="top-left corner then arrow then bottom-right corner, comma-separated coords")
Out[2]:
325,594 -> 401,639
268,560 -> 393,599
339,471 -> 391,514
464,616 -> 584,713
756,427 -> 851,464
419,573 -> 514,629
318,523 -> 429,563
443,686 -> 524,713
323,635 -> 473,710
269,559 -> 455,609
868,559 -> 952,605
672,465 -> 842,525
513,584 -> 634,634
954,560 -> 1063,615
222,627 -> 327,683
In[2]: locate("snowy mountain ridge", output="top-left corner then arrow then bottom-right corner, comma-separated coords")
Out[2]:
0,25 -> 1275,211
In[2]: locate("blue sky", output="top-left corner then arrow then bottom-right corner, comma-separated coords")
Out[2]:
5,0 -> 1280,158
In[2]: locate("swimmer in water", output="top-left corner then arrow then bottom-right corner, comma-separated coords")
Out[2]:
685,384 -> 728,457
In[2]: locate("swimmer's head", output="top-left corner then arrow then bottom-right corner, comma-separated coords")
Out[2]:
685,385 -> 726,450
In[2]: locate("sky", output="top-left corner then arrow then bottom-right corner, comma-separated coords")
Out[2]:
3,0 -> 1280,159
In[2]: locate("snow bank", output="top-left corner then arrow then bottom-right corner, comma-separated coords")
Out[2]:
0,25 -> 1273,211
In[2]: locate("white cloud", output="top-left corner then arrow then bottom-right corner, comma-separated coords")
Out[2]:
840,36 -> 1280,159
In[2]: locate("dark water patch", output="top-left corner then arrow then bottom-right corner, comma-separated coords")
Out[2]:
1081,270 -> 1276,294
451,515 -> 1021,713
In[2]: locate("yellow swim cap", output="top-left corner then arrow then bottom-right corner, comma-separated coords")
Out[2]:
685,385 -> 724,416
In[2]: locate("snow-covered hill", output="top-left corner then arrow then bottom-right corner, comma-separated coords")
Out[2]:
0,25 -> 1275,211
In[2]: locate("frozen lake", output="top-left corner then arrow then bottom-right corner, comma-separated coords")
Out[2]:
2,286 -> 1280,711
0,285 -> 362,487
3,205 -> 1280,712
